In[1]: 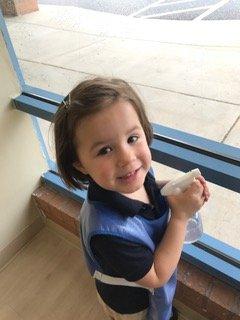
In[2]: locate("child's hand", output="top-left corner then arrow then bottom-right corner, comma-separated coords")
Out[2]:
167,177 -> 208,222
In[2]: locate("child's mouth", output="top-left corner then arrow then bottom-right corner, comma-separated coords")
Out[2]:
118,167 -> 141,181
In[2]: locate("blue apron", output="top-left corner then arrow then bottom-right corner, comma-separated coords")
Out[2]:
80,199 -> 177,320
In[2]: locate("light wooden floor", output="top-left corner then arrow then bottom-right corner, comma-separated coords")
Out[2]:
0,227 -> 107,320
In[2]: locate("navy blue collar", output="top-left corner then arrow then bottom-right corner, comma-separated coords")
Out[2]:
87,172 -> 168,219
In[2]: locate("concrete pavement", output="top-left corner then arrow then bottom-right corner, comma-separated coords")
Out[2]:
4,4 -> 240,248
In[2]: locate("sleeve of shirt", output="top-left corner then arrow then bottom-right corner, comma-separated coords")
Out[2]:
90,235 -> 153,282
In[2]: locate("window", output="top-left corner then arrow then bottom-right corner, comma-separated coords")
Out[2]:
1,2 -> 239,289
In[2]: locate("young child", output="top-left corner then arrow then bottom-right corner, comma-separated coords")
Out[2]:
54,77 -> 210,320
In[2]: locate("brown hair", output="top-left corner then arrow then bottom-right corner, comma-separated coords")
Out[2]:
54,77 -> 153,189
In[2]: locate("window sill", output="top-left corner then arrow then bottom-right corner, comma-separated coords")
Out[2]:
32,184 -> 240,320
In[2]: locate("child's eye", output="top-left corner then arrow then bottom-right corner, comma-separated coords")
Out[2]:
97,146 -> 112,156
128,135 -> 139,144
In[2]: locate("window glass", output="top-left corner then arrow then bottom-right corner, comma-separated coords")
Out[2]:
3,1 -> 240,249
4,1 -> 240,149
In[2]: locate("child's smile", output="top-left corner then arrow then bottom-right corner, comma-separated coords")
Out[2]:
117,167 -> 141,182
74,99 -> 152,198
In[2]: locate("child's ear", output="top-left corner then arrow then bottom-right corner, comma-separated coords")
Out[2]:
73,161 -> 88,175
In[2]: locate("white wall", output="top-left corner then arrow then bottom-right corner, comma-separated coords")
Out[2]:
0,31 -> 47,256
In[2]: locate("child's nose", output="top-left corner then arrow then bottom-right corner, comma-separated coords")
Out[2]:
117,146 -> 136,168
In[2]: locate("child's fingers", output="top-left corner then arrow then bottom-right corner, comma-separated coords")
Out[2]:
203,182 -> 210,201
205,189 -> 211,202
196,175 -> 206,186
204,185 -> 210,199
187,179 -> 204,195
196,176 -> 210,201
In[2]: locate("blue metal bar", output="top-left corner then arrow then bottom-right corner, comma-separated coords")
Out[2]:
13,92 -> 240,193
42,171 -> 87,203
182,244 -> 240,291
14,94 -> 57,122
152,123 -> 240,162
196,234 -> 240,267
31,116 -> 53,169
49,160 -> 58,172
150,139 -> 240,193
13,92 -> 240,165
22,84 -> 63,104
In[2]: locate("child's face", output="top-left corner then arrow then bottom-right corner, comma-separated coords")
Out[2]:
74,100 -> 152,195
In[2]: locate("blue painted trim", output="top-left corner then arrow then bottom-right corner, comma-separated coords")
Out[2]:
14,94 -> 57,121
13,92 -> 240,192
12,91 -> 240,160
0,10 -> 25,89
42,171 -> 87,203
49,159 -> 58,172
31,116 -> 53,169
182,244 -> 240,291
13,92 -> 240,166
22,84 -> 63,104
152,123 -> 240,162
196,234 -> 240,267
150,139 -> 240,193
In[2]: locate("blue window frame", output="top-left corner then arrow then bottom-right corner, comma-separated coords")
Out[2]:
1,10 -> 239,290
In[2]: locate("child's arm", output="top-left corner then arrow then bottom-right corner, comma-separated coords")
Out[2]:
136,178 -> 208,289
